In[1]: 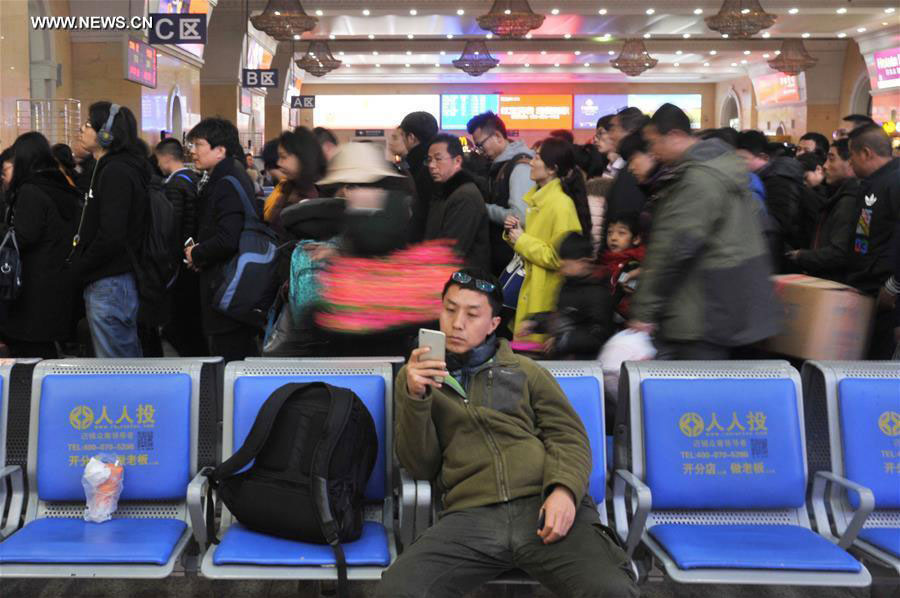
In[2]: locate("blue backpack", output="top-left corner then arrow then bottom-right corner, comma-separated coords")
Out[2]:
211,176 -> 280,329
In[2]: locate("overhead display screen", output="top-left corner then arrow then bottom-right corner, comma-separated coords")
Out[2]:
313,95 -> 441,130
753,74 -> 801,105
574,95 -> 628,129
498,95 -> 573,130
125,37 -> 157,88
628,94 -> 703,128
441,94 -> 500,129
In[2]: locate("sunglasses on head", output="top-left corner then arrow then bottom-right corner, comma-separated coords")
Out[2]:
452,271 -> 496,293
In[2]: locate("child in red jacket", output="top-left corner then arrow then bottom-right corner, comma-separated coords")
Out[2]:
598,213 -> 645,321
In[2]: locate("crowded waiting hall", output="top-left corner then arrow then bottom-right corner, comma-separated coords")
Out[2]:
0,1 -> 898,597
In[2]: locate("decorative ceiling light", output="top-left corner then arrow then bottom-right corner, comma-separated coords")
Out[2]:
452,40 -> 500,76
250,0 -> 318,38
610,38 -> 658,76
295,40 -> 342,77
477,0 -> 546,38
767,38 -> 817,75
705,0 -> 776,39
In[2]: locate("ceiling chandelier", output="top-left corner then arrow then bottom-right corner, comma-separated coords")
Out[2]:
295,41 -> 342,77
477,0 -> 546,38
767,39 -> 818,75
452,41 -> 500,76
250,0 -> 318,39
610,39 -> 658,77
705,0 -> 777,39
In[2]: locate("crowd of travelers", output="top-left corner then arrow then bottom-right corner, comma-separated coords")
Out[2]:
0,102 -> 897,364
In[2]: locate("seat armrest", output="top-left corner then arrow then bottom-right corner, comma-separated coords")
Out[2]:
187,466 -> 215,548
0,465 -> 24,539
397,467 -> 417,548
613,469 -> 652,558
415,480 -> 432,540
811,471 -> 874,549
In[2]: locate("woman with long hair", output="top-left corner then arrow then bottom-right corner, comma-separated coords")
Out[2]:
263,127 -> 326,234
0,132 -> 82,357
504,137 -> 589,347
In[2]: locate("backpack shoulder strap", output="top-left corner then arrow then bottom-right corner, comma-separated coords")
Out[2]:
222,175 -> 259,223
211,382 -> 314,481
309,384 -> 356,598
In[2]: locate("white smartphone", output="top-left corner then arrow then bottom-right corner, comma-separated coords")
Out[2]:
418,329 -> 446,383
183,237 -> 195,264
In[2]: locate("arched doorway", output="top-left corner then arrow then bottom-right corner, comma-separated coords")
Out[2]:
171,96 -> 183,140
776,123 -> 786,136
850,74 -> 872,116
721,93 -> 740,129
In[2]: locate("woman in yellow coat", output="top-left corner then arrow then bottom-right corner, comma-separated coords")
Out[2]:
504,138 -> 592,347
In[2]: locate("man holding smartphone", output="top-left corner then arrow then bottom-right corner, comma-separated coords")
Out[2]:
379,269 -> 637,598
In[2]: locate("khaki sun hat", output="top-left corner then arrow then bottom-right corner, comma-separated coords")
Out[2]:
317,142 -> 404,185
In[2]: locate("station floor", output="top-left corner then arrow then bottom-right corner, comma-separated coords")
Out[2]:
0,578 -> 883,597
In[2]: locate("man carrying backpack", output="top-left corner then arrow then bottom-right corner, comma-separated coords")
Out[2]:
466,112 -> 534,276
154,138 -> 206,356
378,268 -> 638,598
185,118 -> 261,362
70,102 -> 148,358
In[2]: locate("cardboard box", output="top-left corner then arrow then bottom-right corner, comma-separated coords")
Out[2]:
759,274 -> 875,361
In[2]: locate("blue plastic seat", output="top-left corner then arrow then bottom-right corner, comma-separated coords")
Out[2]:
214,521 -> 390,566
614,361 -> 871,587
804,362 -> 900,577
197,360 -> 397,581
0,359 -> 210,578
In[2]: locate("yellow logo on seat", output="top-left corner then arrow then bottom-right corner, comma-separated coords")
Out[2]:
878,411 -> 900,437
69,405 -> 94,430
679,412 -> 705,437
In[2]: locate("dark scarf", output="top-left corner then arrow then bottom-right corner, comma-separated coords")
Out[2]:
447,333 -> 498,391
438,169 -> 476,200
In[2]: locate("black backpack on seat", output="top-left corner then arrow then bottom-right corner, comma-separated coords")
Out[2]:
206,382 -> 378,597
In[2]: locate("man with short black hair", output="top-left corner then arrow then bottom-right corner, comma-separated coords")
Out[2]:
835,114 -> 877,140
378,269 -> 638,598
736,129 -> 805,267
185,117 -> 261,362
424,134 -> 491,272
797,132 -> 830,158
399,111 -> 440,242
466,111 -> 534,275
785,138 -> 859,282
605,107 -> 651,225
630,104 -> 777,360
845,124 -> 900,358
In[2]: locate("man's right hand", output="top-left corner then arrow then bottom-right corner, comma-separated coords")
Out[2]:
406,347 -> 448,399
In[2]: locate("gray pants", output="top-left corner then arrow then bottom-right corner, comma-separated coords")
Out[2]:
377,495 -> 638,598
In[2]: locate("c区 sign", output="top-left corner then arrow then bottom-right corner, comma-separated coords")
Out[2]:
242,69 -> 278,88
148,13 -> 207,45
290,95 -> 316,109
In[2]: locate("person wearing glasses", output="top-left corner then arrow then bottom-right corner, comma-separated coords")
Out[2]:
379,268 -> 638,598
466,111 -> 534,276
424,133 -> 491,273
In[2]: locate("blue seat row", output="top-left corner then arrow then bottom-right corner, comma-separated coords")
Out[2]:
0,357 -> 896,590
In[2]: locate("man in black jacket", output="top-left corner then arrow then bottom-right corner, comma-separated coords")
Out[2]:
786,138 -> 858,282
71,102 -> 148,358
845,125 -> 900,358
605,107 -> 650,221
425,134 -> 491,272
154,138 -> 206,356
399,111 -> 439,243
737,130 -> 805,270
184,118 -> 260,362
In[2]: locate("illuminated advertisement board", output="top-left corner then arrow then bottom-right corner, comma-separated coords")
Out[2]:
874,47 -> 900,90
441,94 -> 500,129
754,73 -> 801,105
574,94 -> 628,129
313,95 -> 441,129
498,95 -> 573,130
627,94 -> 703,127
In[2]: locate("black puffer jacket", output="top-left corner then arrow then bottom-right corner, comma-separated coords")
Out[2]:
163,167 -> 201,243
69,150 -> 150,285
758,157 -> 805,258
1,170 -> 81,341
793,178 -> 859,281
846,158 -> 900,294
528,274 -> 614,359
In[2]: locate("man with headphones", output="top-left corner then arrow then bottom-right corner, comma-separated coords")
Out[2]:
71,101 -> 150,357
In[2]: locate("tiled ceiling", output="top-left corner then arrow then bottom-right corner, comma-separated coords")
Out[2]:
234,1 -> 900,82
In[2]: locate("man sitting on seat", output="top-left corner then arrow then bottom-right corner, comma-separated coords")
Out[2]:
378,268 -> 638,598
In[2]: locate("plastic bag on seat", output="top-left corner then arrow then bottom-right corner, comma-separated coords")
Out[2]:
82,454 -> 124,523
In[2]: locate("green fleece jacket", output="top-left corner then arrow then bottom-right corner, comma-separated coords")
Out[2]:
395,339 -> 590,513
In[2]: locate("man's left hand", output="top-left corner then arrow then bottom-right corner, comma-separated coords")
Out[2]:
537,486 -> 576,545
